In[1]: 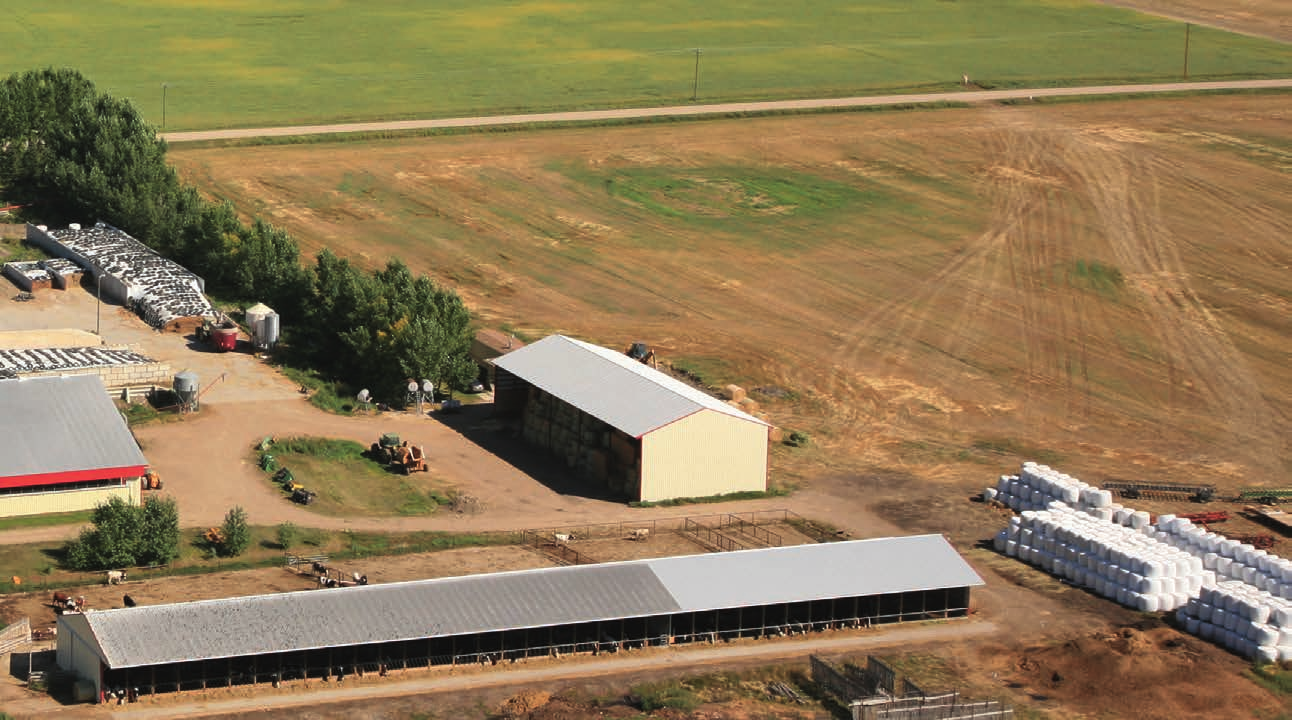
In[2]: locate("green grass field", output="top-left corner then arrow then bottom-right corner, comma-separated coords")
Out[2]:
2,1 -> 1287,130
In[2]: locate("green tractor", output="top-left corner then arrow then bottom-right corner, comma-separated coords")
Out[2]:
369,433 -> 402,465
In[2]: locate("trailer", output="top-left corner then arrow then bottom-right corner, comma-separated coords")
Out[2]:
1102,480 -> 1215,503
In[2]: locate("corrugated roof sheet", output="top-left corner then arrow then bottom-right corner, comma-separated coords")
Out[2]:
647,534 -> 985,611
76,535 -> 981,669
87,563 -> 680,669
492,335 -> 765,438
0,375 -> 147,479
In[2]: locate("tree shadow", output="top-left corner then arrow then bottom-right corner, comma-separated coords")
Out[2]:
429,403 -> 625,503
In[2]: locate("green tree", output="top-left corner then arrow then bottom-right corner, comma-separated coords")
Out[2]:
62,496 -> 141,570
275,521 -> 299,550
218,506 -> 251,557
138,495 -> 181,566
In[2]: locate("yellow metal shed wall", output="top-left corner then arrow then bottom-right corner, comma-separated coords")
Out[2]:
639,410 -> 767,502
0,480 -> 139,518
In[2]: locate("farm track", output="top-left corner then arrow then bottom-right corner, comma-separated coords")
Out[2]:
161,80 -> 1292,143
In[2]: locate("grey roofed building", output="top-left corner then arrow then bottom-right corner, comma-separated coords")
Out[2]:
63,535 -> 983,669
492,334 -> 765,439
0,374 -> 147,484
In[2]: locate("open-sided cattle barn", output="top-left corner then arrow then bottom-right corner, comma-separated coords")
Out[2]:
56,535 -> 983,703
0,374 -> 145,517
493,335 -> 769,502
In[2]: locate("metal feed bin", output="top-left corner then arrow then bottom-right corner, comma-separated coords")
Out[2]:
258,312 -> 280,349
173,371 -> 200,412
245,303 -> 272,347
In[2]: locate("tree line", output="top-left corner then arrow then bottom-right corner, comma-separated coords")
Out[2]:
0,68 -> 475,401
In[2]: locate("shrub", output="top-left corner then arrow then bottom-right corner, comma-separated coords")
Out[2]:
217,506 -> 251,557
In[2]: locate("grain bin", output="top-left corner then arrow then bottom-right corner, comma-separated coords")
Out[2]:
174,371 -> 199,411
258,311 -> 280,348
245,303 -> 273,347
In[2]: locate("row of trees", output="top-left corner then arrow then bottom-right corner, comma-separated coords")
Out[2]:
0,68 -> 475,401
63,499 -> 253,571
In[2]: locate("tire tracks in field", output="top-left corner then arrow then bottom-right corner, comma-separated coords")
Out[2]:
1064,137 -> 1285,470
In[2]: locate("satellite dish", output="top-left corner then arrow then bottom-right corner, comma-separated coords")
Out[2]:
407,381 -> 418,393
422,379 -> 434,393
357,389 -> 370,403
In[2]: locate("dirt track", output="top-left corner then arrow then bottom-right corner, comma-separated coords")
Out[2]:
161,80 -> 1292,144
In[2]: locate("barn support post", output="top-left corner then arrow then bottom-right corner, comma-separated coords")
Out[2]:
226,657 -> 231,687
327,647 -> 333,681
149,665 -> 155,695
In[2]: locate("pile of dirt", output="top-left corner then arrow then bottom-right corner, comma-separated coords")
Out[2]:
983,620 -> 1282,718
498,690 -> 551,717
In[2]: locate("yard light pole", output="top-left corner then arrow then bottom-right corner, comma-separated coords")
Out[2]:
691,48 -> 702,101
162,83 -> 168,130
1182,24 -> 1191,79
95,273 -> 102,335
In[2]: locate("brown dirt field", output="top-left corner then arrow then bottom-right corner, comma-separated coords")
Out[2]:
1096,0 -> 1292,42
170,94 -> 1292,501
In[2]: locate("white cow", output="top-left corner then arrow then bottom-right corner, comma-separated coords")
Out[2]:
106,570 -> 126,585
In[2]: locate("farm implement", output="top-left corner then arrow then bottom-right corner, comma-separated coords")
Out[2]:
1102,481 -> 1215,503
1238,488 -> 1292,505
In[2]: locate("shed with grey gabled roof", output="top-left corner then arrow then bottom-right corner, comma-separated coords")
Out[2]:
57,534 -> 983,701
492,335 -> 769,502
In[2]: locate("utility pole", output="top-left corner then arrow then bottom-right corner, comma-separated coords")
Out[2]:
691,48 -> 702,101
95,273 -> 102,335
1183,24 -> 1191,80
162,83 -> 168,130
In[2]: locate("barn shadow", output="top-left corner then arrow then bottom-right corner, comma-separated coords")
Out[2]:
428,402 -> 625,503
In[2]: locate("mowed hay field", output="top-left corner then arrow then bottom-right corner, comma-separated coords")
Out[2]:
2,1 -> 1289,130
170,94 -> 1291,497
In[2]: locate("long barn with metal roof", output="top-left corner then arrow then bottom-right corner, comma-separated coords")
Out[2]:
493,335 -> 769,502
0,374 -> 146,517
56,535 -> 983,702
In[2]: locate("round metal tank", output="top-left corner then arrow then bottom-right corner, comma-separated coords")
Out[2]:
211,325 -> 238,352
245,303 -> 273,345
173,371 -> 199,405
259,312 -> 280,348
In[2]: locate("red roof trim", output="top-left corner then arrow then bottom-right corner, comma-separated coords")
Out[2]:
0,466 -> 145,490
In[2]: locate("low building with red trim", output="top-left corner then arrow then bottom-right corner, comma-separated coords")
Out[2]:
0,374 -> 146,517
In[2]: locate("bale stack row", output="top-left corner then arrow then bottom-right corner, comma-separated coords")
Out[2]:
995,504 -> 1210,612
987,462 -> 1150,527
521,388 -> 639,497
1176,581 -> 1292,662
1153,514 -> 1292,598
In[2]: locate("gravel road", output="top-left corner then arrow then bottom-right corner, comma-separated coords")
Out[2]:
162,79 -> 1292,143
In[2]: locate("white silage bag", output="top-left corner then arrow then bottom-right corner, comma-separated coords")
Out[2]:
1185,575 -> 1203,594
1203,570 -> 1218,587
1137,593 -> 1160,612
1280,628 -> 1292,646
1129,511 -> 1149,530
1258,645 -> 1279,663
1185,617 -> 1200,634
1217,557 -> 1233,575
1200,622 -> 1217,641
1215,608 -> 1229,630
1199,602 -> 1215,622
1225,611 -> 1241,632
1005,540 -> 1019,558
1154,531 -> 1171,544
1203,552 -> 1219,570
1280,562 -> 1292,584
1158,513 -> 1177,526
1243,565 -> 1260,585
1279,647 -> 1292,662
1219,540 -> 1236,559
1173,592 -> 1191,610
1255,603 -> 1273,625
993,531 -> 1008,553
1256,624 -> 1280,646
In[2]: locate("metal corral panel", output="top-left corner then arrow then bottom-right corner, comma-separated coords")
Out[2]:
493,335 -> 766,438
640,409 -> 767,502
0,480 -> 139,519
80,563 -> 681,669
648,535 -> 985,612
0,375 -> 147,484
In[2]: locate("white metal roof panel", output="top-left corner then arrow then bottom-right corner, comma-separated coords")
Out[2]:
648,535 -> 984,611
77,535 -> 982,669
0,375 -> 147,479
493,335 -> 765,437
85,563 -> 681,668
